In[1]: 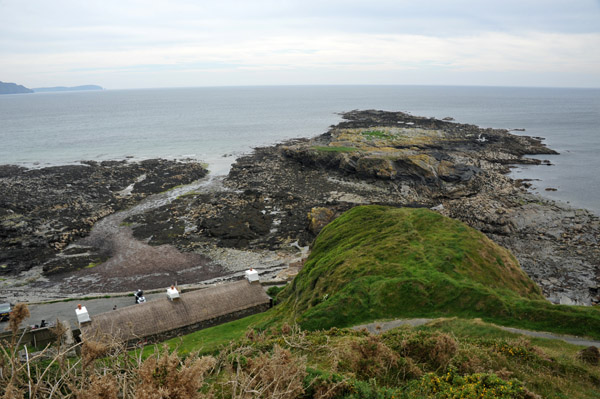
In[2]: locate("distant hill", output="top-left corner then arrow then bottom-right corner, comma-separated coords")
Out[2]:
0,81 -> 33,94
33,85 -> 104,93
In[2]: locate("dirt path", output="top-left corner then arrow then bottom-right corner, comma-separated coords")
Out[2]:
1,170 -> 304,303
352,318 -> 600,348
2,176 -> 235,301
48,175 -> 231,292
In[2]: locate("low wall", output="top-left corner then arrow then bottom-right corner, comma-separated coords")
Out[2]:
126,302 -> 271,348
0,326 -> 57,348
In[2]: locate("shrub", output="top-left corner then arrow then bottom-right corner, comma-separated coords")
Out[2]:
404,369 -> 534,399
338,335 -> 422,385
135,346 -> 216,399
384,331 -> 459,371
218,344 -> 306,399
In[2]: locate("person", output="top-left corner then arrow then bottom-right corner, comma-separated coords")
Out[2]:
134,289 -> 146,304
113,305 -> 117,310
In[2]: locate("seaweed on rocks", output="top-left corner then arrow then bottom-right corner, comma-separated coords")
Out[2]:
0,160 -> 207,275
132,110 -> 598,305
2,111 -> 598,306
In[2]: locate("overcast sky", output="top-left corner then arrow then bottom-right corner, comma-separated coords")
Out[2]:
1,0 -> 599,89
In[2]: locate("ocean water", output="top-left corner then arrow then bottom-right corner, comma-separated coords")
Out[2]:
1,85 -> 598,214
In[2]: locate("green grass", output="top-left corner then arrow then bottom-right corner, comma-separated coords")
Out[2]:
161,315 -> 600,399
361,130 -> 391,139
176,191 -> 201,199
157,312 -> 269,356
275,205 -> 600,338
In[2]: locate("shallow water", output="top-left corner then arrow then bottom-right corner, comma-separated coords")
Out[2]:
1,85 -> 598,213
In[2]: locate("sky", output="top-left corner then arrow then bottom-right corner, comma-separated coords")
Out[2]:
1,0 -> 599,89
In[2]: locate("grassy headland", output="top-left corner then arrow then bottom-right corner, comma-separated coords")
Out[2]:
269,206 -> 600,338
4,205 -> 600,398
151,205 -> 600,398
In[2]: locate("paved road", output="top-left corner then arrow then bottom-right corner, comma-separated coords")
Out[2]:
352,319 -> 600,348
0,292 -> 165,331
4,303 -> 599,350
1,282 -> 273,331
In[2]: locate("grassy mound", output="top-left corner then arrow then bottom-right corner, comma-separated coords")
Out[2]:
275,205 -> 600,337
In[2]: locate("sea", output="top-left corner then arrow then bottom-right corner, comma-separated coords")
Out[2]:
0,85 -> 598,214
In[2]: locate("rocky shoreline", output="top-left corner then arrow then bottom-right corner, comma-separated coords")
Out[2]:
1,110 -> 598,305
0,159 -> 207,276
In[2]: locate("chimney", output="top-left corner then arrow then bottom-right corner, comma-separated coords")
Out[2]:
75,304 -> 91,325
167,285 -> 180,301
245,268 -> 259,283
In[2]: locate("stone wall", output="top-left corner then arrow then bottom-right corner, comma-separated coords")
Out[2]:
124,302 -> 271,347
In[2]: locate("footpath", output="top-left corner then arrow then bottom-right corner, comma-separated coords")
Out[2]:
352,318 -> 600,348
4,300 -> 599,349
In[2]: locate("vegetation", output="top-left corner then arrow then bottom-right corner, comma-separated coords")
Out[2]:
158,312 -> 269,356
3,205 -> 600,397
361,130 -> 391,139
4,306 -> 599,398
273,206 -> 600,338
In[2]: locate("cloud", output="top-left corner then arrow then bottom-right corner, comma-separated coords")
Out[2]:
3,31 -> 598,76
0,0 -> 599,87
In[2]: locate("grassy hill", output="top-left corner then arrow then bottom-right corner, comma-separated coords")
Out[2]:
4,205 -> 600,398
125,205 -> 600,398
273,205 -> 600,337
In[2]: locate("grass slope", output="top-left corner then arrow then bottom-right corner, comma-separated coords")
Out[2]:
275,205 -> 600,337
157,316 -> 600,399
145,205 -> 600,398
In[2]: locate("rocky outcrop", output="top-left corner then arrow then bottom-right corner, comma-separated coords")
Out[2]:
2,110 -> 597,306
0,160 -> 207,275
123,110 -> 597,305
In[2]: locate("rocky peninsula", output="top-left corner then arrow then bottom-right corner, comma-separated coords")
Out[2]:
1,111 -> 598,305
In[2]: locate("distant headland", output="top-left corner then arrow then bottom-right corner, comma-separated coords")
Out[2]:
0,81 -> 104,95
0,81 -> 33,94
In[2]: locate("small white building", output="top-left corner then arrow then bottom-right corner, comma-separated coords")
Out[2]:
166,285 -> 180,301
75,304 -> 91,325
245,268 -> 259,283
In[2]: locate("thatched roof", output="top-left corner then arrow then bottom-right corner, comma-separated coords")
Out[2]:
80,280 -> 270,343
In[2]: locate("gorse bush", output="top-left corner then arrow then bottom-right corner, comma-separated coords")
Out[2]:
406,369 -> 534,399
338,334 -> 422,386
135,348 -> 216,399
2,306 -> 600,398
3,206 -> 600,398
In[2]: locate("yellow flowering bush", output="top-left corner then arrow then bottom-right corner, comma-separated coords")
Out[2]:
404,368 -> 530,399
